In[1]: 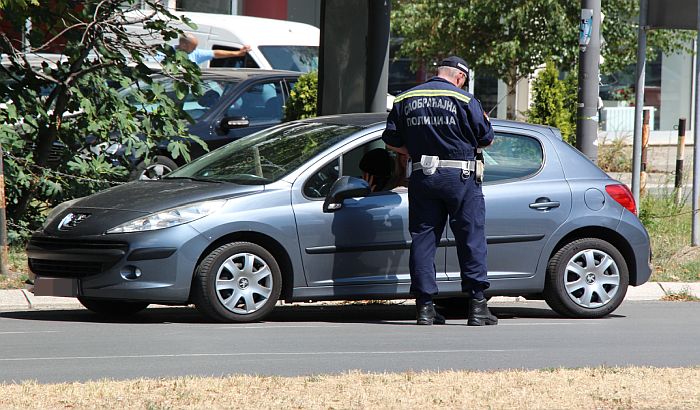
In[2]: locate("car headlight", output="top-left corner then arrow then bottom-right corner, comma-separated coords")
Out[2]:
106,199 -> 228,234
42,198 -> 82,229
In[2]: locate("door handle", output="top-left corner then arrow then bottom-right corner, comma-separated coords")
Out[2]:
529,198 -> 560,210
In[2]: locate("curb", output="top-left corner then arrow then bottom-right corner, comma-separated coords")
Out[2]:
0,282 -> 698,312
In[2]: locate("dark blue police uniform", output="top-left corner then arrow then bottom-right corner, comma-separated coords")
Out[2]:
382,71 -> 494,306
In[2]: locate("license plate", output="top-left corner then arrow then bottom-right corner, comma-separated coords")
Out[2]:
34,277 -> 78,297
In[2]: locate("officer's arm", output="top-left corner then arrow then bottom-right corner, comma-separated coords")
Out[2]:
382,104 -> 406,153
468,99 -> 495,147
386,144 -> 409,156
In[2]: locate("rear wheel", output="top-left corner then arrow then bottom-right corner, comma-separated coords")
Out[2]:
192,241 -> 282,323
78,297 -> 149,316
544,238 -> 628,318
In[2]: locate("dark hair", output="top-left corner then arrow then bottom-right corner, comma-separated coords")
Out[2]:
359,148 -> 393,191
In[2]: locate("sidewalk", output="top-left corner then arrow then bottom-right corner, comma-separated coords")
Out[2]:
0,283 -> 698,312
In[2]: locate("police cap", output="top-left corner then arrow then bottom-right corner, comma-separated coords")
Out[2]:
438,56 -> 469,76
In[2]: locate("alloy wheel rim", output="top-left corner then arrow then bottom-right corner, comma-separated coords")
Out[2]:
139,164 -> 173,180
215,252 -> 273,315
563,248 -> 620,309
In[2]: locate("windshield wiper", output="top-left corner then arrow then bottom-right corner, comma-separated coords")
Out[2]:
163,176 -> 223,184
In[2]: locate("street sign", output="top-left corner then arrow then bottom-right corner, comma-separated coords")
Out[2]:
646,0 -> 698,29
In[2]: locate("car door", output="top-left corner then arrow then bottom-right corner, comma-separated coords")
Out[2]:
202,79 -> 287,151
291,134 -> 448,287
445,129 -> 572,283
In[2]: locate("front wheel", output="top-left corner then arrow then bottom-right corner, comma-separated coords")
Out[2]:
192,242 -> 282,323
78,297 -> 149,316
544,238 -> 628,318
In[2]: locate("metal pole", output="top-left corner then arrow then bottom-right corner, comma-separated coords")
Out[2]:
365,0 -> 390,113
692,0 -> 700,246
0,144 -> 9,276
675,117 -> 687,205
576,0 -> 601,162
632,0 -> 648,206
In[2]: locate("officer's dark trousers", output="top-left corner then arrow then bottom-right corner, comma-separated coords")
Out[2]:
408,168 -> 489,304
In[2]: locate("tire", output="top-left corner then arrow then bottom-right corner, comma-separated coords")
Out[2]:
543,238 -> 629,318
78,297 -> 149,316
129,155 -> 178,181
192,241 -> 282,323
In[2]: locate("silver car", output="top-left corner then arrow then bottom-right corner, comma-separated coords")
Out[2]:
28,113 -> 652,322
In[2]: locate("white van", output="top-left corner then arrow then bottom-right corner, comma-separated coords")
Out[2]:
125,11 -> 319,72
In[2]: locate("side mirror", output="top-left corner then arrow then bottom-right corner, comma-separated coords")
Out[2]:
323,176 -> 370,213
220,116 -> 250,131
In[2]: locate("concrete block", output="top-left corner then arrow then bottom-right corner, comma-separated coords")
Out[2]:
0,290 -> 29,311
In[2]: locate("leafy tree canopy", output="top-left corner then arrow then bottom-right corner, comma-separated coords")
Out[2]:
0,0 -> 203,240
392,0 -> 692,87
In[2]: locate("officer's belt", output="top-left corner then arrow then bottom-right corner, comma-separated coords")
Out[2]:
412,160 -> 476,172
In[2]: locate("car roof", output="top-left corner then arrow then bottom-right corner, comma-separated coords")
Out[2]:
197,68 -> 301,80
300,112 -> 560,135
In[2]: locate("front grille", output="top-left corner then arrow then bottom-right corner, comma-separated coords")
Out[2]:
28,259 -> 102,278
29,237 -> 129,252
27,237 -> 129,278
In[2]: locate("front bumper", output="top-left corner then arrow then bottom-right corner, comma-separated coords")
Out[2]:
26,225 -> 211,303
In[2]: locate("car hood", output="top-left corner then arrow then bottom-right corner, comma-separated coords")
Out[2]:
72,180 -> 262,212
41,180 -> 263,237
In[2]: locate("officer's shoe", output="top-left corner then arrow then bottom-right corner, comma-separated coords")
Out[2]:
416,303 -> 446,325
467,298 -> 498,326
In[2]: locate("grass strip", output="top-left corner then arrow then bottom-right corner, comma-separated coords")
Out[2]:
1,367 -> 699,409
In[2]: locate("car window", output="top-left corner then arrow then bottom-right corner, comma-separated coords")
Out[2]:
227,80 -> 285,124
121,78 -> 235,120
209,45 -> 260,68
483,132 -> 543,183
258,46 -> 318,72
304,158 -> 340,198
302,138 -> 408,199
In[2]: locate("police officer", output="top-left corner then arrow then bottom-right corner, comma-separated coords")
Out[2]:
382,56 -> 497,326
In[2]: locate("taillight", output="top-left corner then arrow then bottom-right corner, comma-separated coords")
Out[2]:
605,184 -> 637,215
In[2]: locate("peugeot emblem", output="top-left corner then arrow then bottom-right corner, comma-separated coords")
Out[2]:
58,212 -> 91,230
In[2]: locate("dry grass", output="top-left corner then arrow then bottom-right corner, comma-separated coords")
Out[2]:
0,246 -> 29,289
1,367 -> 699,409
662,287 -> 700,302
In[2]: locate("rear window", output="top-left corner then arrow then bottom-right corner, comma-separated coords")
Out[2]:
483,132 -> 543,183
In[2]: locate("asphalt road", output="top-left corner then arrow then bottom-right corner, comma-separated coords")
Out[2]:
1,301 -> 699,383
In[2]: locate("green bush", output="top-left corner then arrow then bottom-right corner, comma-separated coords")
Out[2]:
527,60 -> 577,144
284,71 -> 318,121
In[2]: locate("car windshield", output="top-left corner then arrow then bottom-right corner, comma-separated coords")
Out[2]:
166,121 -> 361,184
120,78 -> 239,120
258,46 -> 318,72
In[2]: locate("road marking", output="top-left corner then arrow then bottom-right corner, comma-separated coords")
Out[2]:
0,349 -> 525,362
214,325 -> 347,329
0,331 -> 60,335
499,322 -> 601,326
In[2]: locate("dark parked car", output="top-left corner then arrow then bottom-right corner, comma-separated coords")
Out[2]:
50,68 -> 301,180
28,113 -> 651,322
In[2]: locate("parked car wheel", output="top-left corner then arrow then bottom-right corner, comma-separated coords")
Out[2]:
544,238 -> 628,318
192,242 -> 282,323
130,155 -> 178,181
78,297 -> 149,316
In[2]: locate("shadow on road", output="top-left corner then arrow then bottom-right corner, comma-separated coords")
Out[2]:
0,302 -> 624,324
